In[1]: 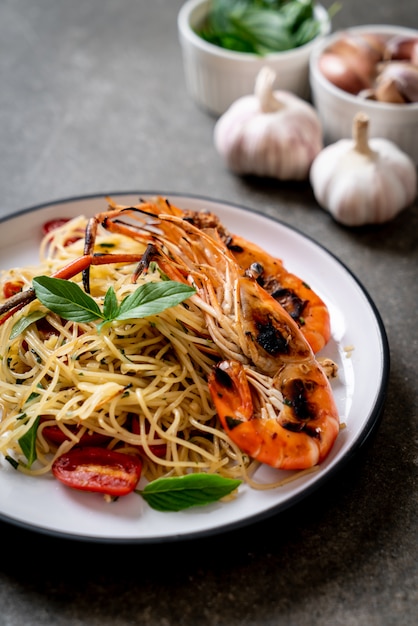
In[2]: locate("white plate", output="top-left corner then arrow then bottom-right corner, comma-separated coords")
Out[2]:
0,193 -> 389,542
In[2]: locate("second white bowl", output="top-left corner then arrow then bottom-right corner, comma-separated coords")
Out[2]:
178,0 -> 331,116
309,24 -> 418,165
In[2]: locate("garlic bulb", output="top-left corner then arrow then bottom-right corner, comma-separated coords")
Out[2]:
214,67 -> 323,180
310,112 -> 417,226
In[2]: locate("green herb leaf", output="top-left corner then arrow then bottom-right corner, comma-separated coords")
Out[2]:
33,276 -> 102,322
10,310 -> 46,340
115,281 -> 196,322
197,0 -> 327,55
102,286 -> 120,320
230,9 -> 293,54
138,473 -> 241,512
25,390 -> 41,405
5,455 -> 19,470
28,276 -> 195,334
293,17 -> 320,47
18,416 -> 40,467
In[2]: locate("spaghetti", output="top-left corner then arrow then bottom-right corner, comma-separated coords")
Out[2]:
0,202 -> 338,496
0,216 -> 261,487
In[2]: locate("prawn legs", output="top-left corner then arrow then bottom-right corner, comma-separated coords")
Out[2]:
119,211 -> 340,471
97,196 -> 331,353
0,252 -> 148,325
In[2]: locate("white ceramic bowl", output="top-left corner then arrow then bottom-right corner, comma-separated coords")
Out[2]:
178,0 -> 331,116
309,24 -> 418,165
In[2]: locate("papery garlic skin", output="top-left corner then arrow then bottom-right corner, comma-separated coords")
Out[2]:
214,67 -> 323,181
375,62 -> 418,103
310,129 -> 417,226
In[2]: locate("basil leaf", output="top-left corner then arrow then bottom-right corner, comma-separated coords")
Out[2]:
115,281 -> 195,322
18,416 -> 40,467
102,286 -> 120,320
10,310 -> 46,340
25,390 -> 41,405
231,9 -> 293,53
197,0 -> 324,54
293,18 -> 321,47
281,0 -> 314,31
5,455 -> 19,470
27,276 -> 195,333
33,276 -> 102,322
139,473 -> 241,512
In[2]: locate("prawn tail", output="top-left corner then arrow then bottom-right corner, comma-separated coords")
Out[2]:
208,359 -> 340,471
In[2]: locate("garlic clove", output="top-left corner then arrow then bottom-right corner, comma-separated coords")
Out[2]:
310,112 -> 417,226
327,33 -> 383,69
385,35 -> 418,63
319,33 -> 383,94
413,45 -> 418,67
374,76 -> 407,103
357,33 -> 388,59
375,61 -> 418,103
318,52 -> 370,94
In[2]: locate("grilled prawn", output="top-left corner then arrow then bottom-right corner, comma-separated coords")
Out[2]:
105,196 -> 331,354
0,198 -> 339,471
117,208 -> 340,471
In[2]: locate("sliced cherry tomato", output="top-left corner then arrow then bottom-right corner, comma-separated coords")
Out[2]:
52,447 -> 142,496
35,318 -> 60,340
42,218 -> 71,234
42,218 -> 82,247
63,236 -> 82,246
41,420 -> 110,447
130,415 -> 167,458
3,280 -> 24,299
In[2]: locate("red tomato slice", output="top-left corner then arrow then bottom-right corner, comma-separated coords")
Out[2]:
42,218 -> 82,247
131,415 -> 167,458
42,218 -> 71,234
35,318 -> 60,340
42,422 -> 110,447
3,280 -> 24,298
63,236 -> 82,246
52,447 -> 142,496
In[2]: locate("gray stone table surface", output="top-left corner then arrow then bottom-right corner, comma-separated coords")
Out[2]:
0,1 -> 417,625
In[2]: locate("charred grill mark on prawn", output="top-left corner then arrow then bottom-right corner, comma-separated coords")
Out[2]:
212,362 -> 321,439
253,316 -> 290,356
224,233 -> 331,354
240,259 -> 309,324
281,378 -> 322,438
269,287 -> 308,324
208,359 -> 339,471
